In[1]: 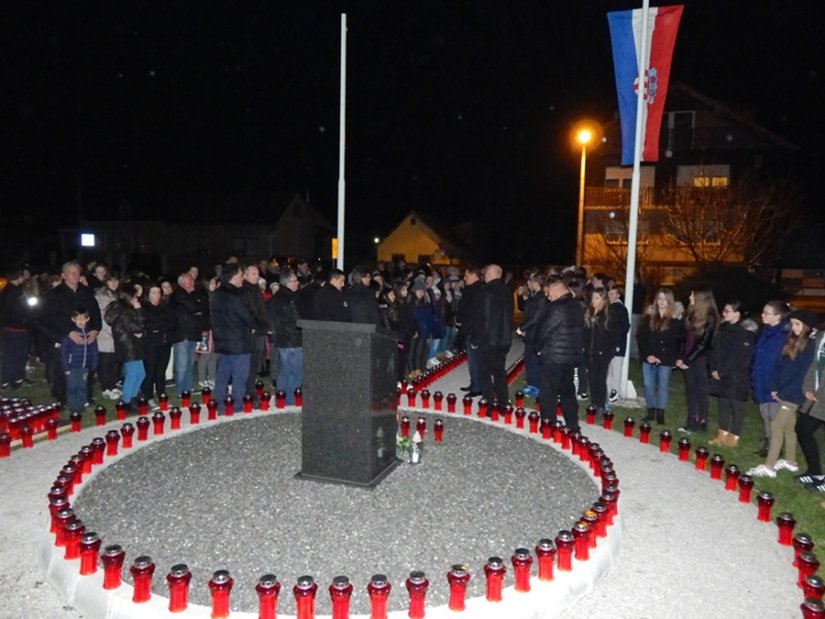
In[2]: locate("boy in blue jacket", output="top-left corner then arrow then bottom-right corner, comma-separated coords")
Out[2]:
61,309 -> 99,413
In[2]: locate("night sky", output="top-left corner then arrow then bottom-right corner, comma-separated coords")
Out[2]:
2,1 -> 822,263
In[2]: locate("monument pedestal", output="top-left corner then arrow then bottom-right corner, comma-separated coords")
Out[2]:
296,320 -> 398,488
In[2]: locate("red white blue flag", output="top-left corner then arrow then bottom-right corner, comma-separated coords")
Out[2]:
607,5 -> 684,165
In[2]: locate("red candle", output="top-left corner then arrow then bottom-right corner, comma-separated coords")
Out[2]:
535,538 -> 556,581
659,430 -> 672,452
48,496 -> 69,534
561,427 -> 571,450
528,411 -> 540,434
798,552 -> 821,589
420,389 -> 431,409
54,508 -> 74,547
189,403 -> 202,425
677,438 -> 691,461
104,430 -> 120,456
400,416 -> 410,438
555,531 -> 574,571
477,398 -> 488,418
407,387 -> 416,408
801,597 -> 825,618
94,405 -> 107,426
166,563 -> 192,613
573,522 -> 591,561
120,423 -> 135,449
260,391 -> 271,411
46,417 -> 59,440
294,388 -> 303,407
446,393 -> 456,413
803,575 -> 825,601
794,533 -> 815,567
738,475 -> 754,503
101,544 -> 125,589
433,419 -> 444,443
256,574 -> 281,619
483,557 -> 505,602
328,576 -> 353,619
200,387 -> 211,406
757,491 -> 775,522
151,411 -> 165,435
207,400 -> 218,421
405,571 -> 429,619
694,447 -> 709,471
20,424 -> 34,448
592,502 -> 608,537
137,398 -> 149,417
158,392 -> 169,411
136,416 -> 150,441
367,574 -> 391,619
638,421 -> 651,444
70,411 -> 82,433
78,531 -> 101,575
582,511 -> 600,548
115,400 -> 127,421
489,403 -> 500,422
776,512 -> 796,546
243,394 -> 254,413
130,555 -> 155,603
294,575 -> 318,619
462,395 -> 472,416
540,419 -> 551,440
623,416 -> 635,437
602,410 -> 614,430
169,406 -> 182,430
514,390 -> 524,408
90,437 -> 105,465
181,390 -> 191,408
709,454 -> 724,479
503,404 -> 514,425
585,405 -> 596,425
255,380 -> 264,398
724,465 -> 740,491
511,548 -> 533,592
416,417 -> 426,439
447,564 -> 470,610
515,407 -> 526,429
552,420 -> 564,443
209,570 -> 234,619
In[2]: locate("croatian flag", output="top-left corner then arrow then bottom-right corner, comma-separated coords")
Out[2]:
608,5 -> 684,165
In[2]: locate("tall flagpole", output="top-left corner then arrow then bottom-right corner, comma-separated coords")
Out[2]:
619,0 -> 650,399
336,14 -> 347,271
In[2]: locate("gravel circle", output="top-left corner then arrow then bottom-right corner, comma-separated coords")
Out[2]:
73,412 -> 598,615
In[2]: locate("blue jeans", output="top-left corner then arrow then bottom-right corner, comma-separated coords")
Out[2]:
122,360 -> 146,403
642,362 -> 673,410
66,368 -> 88,411
277,348 -> 303,405
173,340 -> 197,395
214,353 -> 250,413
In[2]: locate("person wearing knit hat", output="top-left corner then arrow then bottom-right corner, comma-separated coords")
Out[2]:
748,309 -> 817,478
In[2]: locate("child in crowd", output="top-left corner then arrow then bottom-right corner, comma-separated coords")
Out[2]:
60,309 -> 99,412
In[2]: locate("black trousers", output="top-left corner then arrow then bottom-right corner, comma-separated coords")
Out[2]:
539,361 -> 578,432
47,345 -> 67,403
1,329 -> 28,384
478,345 -> 509,406
142,343 -> 172,399
97,352 -> 120,391
586,354 -> 611,410
717,397 -> 745,435
797,413 -> 825,476
683,355 -> 710,425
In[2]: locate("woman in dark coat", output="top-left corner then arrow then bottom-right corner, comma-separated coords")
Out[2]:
104,283 -> 145,409
140,284 -> 178,403
676,287 -> 718,433
584,288 -> 614,416
709,300 -> 756,446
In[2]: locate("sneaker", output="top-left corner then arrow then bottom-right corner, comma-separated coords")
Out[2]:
795,473 -> 825,485
0,382 -> 9,389
746,464 -> 777,478
608,389 -> 619,403
677,426 -> 694,435
148,399 -> 159,410
577,392 -> 588,401
775,459 -> 799,473
102,389 -> 112,399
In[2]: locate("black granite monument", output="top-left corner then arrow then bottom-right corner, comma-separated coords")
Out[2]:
296,320 -> 398,487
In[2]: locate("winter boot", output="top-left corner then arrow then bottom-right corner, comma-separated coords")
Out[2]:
643,407 -> 656,422
655,408 -> 665,425
708,429 -> 729,446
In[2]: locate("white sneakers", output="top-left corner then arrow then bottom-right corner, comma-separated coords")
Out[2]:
746,464 -> 777,478
102,389 -> 122,400
774,459 -> 799,472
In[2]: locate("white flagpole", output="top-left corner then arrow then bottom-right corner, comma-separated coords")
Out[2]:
619,0 -> 650,399
336,13 -> 347,271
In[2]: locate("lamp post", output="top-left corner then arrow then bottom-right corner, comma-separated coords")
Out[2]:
575,128 -> 593,267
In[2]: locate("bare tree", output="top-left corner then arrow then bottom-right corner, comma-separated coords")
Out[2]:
657,176 -> 799,268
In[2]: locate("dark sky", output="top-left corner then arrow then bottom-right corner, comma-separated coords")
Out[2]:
2,1 -> 822,262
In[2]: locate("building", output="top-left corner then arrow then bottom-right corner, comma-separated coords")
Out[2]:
377,210 -> 475,267
59,192 -> 334,276
582,82 -> 797,286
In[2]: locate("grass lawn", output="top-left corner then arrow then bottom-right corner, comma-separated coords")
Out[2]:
512,357 -> 825,580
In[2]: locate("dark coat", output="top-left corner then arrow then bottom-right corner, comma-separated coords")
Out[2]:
169,287 -> 209,341
681,315 -> 717,362
477,279 -> 513,349
210,282 -> 256,355
345,283 -> 382,326
104,300 -> 144,362
535,292 -> 583,365
411,298 -> 436,339
751,321 -> 788,404
41,282 -> 102,343
242,281 -> 270,333
312,285 -> 351,322
584,310 -> 614,363
636,315 -> 683,366
608,300 -> 630,356
802,332 -> 825,422
521,292 -> 547,345
140,301 -> 178,347
266,287 -> 302,348
709,321 -> 755,401
456,280 -> 483,342
0,282 -> 29,330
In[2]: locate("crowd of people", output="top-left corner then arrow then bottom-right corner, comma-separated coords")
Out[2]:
1,257 -> 824,492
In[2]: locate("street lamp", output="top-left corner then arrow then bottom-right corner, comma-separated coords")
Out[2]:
575,127 -> 593,267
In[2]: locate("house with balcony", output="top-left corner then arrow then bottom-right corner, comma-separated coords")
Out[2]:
582,82 -> 797,286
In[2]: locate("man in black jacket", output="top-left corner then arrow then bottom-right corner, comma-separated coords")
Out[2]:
312,269 -> 350,322
242,263 -> 270,404
535,279 -> 584,432
0,269 -> 31,388
345,266 -> 381,326
267,270 -> 303,405
477,264 -> 513,406
211,263 -> 257,413
170,272 -> 209,396
40,261 -> 102,403
456,267 -> 483,396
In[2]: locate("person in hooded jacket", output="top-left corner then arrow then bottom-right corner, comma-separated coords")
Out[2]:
139,284 -> 178,404
476,264 -> 513,407
708,300 -> 756,447
105,283 -> 145,411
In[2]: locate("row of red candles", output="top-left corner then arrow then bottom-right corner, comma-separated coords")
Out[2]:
47,424 -> 619,618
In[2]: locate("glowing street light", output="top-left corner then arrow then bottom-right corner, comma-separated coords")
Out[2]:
572,121 -> 600,267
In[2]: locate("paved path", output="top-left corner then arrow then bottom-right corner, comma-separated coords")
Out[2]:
0,344 -> 804,617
